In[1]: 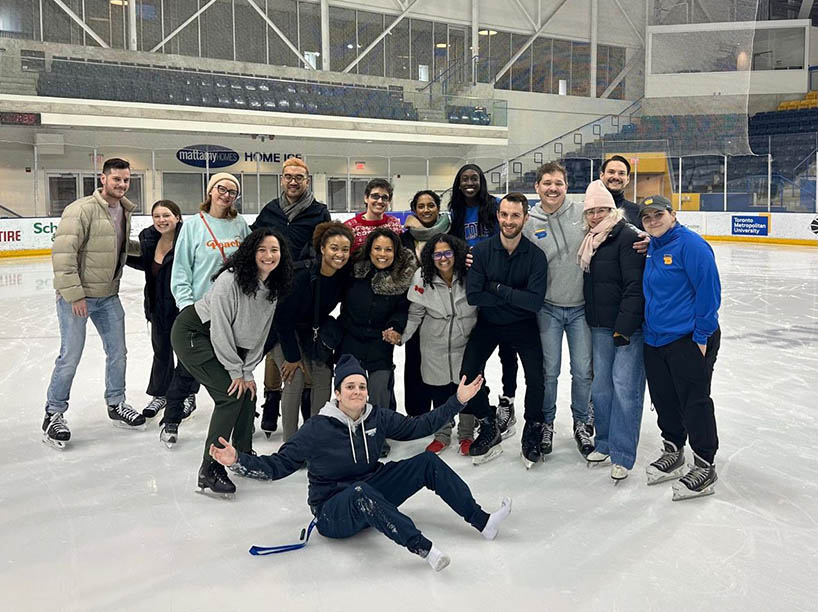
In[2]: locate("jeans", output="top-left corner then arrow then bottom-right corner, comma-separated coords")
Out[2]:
590,328 -> 646,469
46,295 -> 127,413
537,303 -> 593,424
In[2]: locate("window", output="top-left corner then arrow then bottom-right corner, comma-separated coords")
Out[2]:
138,0 -> 164,52
0,0 -> 38,40
330,6 -> 357,72
532,37 -> 552,93
162,172 -> 204,215
511,33 -> 532,92
358,10 -> 385,77
491,31 -> 511,90
235,0 -> 266,64
552,38 -> 571,94
267,0 -> 298,67
570,41 -> 590,96
299,1 -> 322,69
43,0 -> 82,45
410,19 -> 433,81
162,0 -> 199,57
201,0 -> 234,60
386,18 -> 410,79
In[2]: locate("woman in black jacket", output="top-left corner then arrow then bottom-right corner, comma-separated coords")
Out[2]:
340,228 -> 417,456
127,200 -> 198,447
577,181 -> 646,482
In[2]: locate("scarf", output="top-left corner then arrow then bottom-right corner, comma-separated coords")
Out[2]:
404,213 -> 451,259
577,216 -> 618,272
281,187 -> 314,222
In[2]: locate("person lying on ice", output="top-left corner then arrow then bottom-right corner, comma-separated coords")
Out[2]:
208,353 -> 512,571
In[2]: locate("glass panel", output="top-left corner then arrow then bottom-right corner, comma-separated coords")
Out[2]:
110,0 -> 126,49
267,0 -> 298,67
651,29 -> 756,74
138,0 -> 164,52
327,178 -> 348,212
162,172 -> 204,215
433,21 -> 448,80
162,0 -> 199,57
609,45 -> 626,99
552,38 -> 571,94
48,174 -> 79,217
201,0 -> 234,60
532,37 -> 552,94
0,0 -> 38,40
351,179 -> 369,212
386,18 -> 410,80
570,41 -> 590,96
235,0 -> 266,64
752,28 -> 806,70
491,31 -> 511,90
329,6 -> 357,72
43,0 -> 82,45
358,10 -> 385,77
511,33 -> 532,92
298,1 -> 322,69
476,29 -> 494,83
411,19 -> 433,82
448,27 -> 467,87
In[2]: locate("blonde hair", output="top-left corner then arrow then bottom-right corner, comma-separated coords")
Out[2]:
582,205 -> 623,231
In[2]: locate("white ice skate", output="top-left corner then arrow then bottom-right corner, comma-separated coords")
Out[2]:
611,464 -> 629,484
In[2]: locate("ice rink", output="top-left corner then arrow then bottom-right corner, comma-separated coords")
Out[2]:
1,242 -> 817,612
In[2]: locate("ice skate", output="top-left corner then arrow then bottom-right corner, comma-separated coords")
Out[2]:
482,497 -> 512,540
671,454 -> 717,501
196,462 -> 236,499
585,450 -> 610,467
469,414 -> 503,465
107,401 -> 146,430
611,464 -> 629,484
573,420 -> 594,457
182,394 -> 197,420
520,421 -> 544,469
261,390 -> 280,439
497,395 -> 516,440
142,396 -> 166,419
541,422 -> 554,455
424,545 -> 451,572
646,440 -> 686,485
160,422 -> 178,448
42,411 -> 70,450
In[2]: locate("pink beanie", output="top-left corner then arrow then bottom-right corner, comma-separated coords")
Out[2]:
583,179 -> 615,211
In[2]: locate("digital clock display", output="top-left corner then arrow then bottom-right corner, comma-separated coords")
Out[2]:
0,113 -> 40,125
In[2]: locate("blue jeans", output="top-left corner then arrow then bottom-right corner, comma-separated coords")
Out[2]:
46,295 -> 127,413
537,304 -> 593,424
590,327 -> 646,469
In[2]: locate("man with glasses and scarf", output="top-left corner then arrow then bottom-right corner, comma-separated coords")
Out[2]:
253,157 -> 331,436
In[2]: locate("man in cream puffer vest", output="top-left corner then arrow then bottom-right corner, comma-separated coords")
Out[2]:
43,158 -> 144,450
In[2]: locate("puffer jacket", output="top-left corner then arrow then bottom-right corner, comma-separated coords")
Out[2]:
339,247 -> 417,371
229,394 -> 465,511
52,189 -> 139,303
402,268 -> 477,385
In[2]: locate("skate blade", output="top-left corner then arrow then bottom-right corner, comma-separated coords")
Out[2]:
612,476 -> 628,485
671,483 -> 715,501
195,488 -> 235,500
42,435 -> 67,450
264,431 -> 272,440
646,466 -> 685,486
161,436 -> 177,449
472,445 -> 503,465
500,424 -> 516,440
110,421 -> 147,431
521,453 -> 539,470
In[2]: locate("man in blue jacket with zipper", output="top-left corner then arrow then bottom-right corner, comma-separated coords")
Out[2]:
639,196 -> 721,501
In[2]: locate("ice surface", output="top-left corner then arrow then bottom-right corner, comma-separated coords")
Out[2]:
1,243 -> 817,612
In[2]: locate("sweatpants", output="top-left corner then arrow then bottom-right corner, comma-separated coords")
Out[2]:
403,334 -> 433,416
643,329 -> 720,464
314,452 -> 489,555
170,306 -> 256,464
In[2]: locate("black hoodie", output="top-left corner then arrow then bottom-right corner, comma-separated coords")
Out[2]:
126,223 -> 182,331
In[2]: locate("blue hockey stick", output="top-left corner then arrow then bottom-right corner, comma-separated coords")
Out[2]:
249,519 -> 317,556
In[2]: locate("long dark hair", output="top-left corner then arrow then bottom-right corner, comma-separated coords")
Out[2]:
213,228 -> 293,301
419,234 -> 468,287
448,164 -> 497,241
356,227 -> 401,270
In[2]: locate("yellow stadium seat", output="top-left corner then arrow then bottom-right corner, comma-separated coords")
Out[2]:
807,91 -> 818,100
798,100 -> 811,109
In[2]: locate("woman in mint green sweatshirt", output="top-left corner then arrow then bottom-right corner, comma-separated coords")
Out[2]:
171,172 -> 250,310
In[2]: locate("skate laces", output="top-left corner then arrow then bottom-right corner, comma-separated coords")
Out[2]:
679,463 -> 710,488
114,402 -> 142,422
574,422 -> 592,446
652,448 -> 682,471
48,413 -> 69,434
182,395 -> 196,417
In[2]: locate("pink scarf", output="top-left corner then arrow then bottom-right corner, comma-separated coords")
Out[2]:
577,217 -> 618,272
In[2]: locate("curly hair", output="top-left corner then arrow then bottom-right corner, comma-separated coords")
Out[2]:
448,164 -> 497,241
356,227 -> 401,269
312,220 -> 354,253
419,234 -> 468,287
213,228 -> 293,301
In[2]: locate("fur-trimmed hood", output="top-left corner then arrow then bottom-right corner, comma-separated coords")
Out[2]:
352,246 -> 417,296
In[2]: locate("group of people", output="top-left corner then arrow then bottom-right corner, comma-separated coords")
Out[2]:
40,153 -> 722,569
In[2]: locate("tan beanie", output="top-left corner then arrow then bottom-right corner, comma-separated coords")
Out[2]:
282,157 -> 309,174
583,179 -> 615,211
206,172 -> 240,196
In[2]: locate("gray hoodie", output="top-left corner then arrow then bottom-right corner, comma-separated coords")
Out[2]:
523,198 -> 586,307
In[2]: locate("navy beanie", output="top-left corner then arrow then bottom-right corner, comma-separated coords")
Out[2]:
334,354 -> 368,390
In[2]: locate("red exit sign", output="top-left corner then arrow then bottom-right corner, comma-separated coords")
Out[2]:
0,112 -> 40,125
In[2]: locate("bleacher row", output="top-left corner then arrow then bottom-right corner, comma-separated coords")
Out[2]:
37,59 -> 420,121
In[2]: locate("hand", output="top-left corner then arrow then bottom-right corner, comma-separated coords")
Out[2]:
456,374 -> 484,405
209,436 -> 238,466
281,360 -> 303,384
71,298 -> 88,317
382,328 -> 402,345
465,251 -> 474,269
697,343 -> 706,356
245,379 -> 257,401
633,233 -> 650,254
227,377 -> 248,398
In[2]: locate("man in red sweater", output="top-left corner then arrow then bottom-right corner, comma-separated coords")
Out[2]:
344,178 -> 403,252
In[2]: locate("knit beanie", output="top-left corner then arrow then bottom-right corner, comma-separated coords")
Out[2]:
334,354 -> 368,390
282,157 -> 309,174
206,172 -> 241,196
583,179 -> 615,211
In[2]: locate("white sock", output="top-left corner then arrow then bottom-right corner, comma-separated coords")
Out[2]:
426,545 -> 451,572
482,496 -> 512,540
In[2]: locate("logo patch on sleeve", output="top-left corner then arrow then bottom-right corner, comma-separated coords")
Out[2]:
414,284 -> 424,294
533,228 -> 548,239
663,254 -> 673,265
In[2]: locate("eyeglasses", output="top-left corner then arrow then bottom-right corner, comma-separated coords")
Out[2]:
368,193 -> 391,202
283,174 -> 307,184
432,250 -> 454,261
215,184 -> 239,199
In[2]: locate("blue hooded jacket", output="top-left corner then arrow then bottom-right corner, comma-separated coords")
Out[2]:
643,223 -> 721,347
229,394 -> 465,511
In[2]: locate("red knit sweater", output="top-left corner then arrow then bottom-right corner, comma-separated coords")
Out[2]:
344,212 -> 404,252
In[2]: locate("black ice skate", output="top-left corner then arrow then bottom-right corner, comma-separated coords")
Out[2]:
469,414 -> 503,465
160,422 -> 178,449
107,401 -> 146,429
646,440 -> 686,485
671,453 -> 717,501
42,411 -> 70,450
573,420 -> 594,457
541,422 -> 554,455
521,421 -> 544,469
197,462 -> 236,499
143,396 -> 166,419
261,390 -> 280,439
497,395 -> 517,440
182,394 -> 197,420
